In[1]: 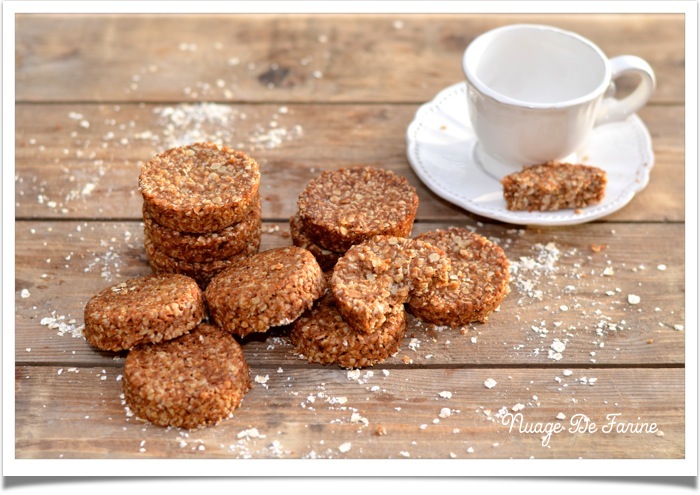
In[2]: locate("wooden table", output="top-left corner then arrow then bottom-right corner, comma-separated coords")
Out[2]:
12,11 -> 690,471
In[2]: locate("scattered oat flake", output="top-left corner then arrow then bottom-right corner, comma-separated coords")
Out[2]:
20,289 -> 30,298
254,375 -> 270,384
484,378 -> 497,389
628,294 -> 641,305
237,428 -> 262,439
338,442 -> 352,453
439,407 -> 452,418
439,391 -> 452,399
550,340 -> 566,353
556,412 -> 567,420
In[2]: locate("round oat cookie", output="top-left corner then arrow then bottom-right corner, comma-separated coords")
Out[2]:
407,228 -> 511,326
290,293 -> 406,369
144,193 -> 262,263
289,212 -> 343,271
330,235 -> 450,333
144,234 -> 260,289
297,166 -> 419,252
139,142 -> 260,233
83,274 -> 205,352
123,323 -> 251,429
204,246 -> 326,337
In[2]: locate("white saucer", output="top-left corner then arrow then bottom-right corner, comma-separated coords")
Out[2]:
406,82 -> 655,226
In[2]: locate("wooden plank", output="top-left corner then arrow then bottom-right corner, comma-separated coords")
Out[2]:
14,221 -> 686,367
15,13 -> 684,104
14,103 -> 685,222
14,365 -> 684,460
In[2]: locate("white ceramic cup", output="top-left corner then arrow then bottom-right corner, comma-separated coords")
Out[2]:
462,24 -> 656,175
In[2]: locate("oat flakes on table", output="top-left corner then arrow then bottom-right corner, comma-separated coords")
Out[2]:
407,227 -> 511,326
297,166 -> 419,252
143,193 -> 262,263
139,142 -> 260,233
204,246 -> 326,337
122,323 -> 251,429
331,235 -> 450,333
144,234 -> 259,289
83,274 -> 206,352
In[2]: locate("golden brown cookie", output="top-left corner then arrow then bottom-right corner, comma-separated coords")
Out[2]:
330,235 -> 450,333
501,162 -> 607,211
143,193 -> 262,263
122,323 -> 251,429
139,142 -> 260,233
144,234 -> 259,289
407,228 -> 511,326
289,212 -> 343,271
83,274 -> 205,351
290,292 -> 406,369
204,246 -> 326,337
297,166 -> 418,252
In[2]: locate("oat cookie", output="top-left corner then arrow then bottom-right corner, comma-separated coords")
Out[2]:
204,246 -> 326,337
297,166 -> 419,252
83,274 -> 205,351
144,193 -> 262,263
501,162 -> 607,212
289,212 -> 343,271
123,323 -> 251,429
408,228 -> 511,326
139,142 -> 260,233
290,292 -> 406,369
330,235 -> 450,333
144,235 -> 259,289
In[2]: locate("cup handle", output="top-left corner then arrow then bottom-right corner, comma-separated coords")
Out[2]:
595,55 -> 656,125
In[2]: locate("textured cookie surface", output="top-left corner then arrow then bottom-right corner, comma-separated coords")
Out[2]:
123,323 -> 251,429
139,142 -> 260,233
408,228 -> 511,326
297,166 -> 418,252
289,212 -> 343,271
290,292 -> 406,369
330,235 -> 450,333
83,274 -> 205,351
204,246 -> 326,337
501,162 -> 607,212
144,193 -> 262,263
144,235 -> 259,289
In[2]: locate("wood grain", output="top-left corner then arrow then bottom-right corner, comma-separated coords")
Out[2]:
14,103 -> 685,222
15,221 -> 685,367
15,366 -> 684,459
15,14 -> 684,104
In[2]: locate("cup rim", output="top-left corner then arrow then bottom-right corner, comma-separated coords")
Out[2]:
462,24 -> 612,109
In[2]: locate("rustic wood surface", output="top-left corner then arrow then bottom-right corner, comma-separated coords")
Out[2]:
13,12 -> 688,465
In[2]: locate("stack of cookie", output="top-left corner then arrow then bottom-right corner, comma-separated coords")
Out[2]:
139,142 -> 262,288
291,166 -> 419,271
